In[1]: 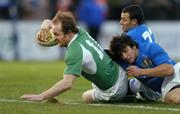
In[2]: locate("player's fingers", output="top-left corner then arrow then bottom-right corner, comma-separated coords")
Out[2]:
36,30 -> 44,40
20,95 -> 41,102
41,29 -> 50,41
127,70 -> 132,75
20,94 -> 34,99
127,68 -> 133,73
38,30 -> 46,41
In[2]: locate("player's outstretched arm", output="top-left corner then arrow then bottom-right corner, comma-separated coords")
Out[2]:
20,74 -> 77,102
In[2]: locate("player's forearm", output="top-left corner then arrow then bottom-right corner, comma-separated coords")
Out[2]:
141,64 -> 174,77
39,79 -> 73,100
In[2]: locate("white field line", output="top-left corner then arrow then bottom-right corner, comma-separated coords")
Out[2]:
0,98 -> 179,112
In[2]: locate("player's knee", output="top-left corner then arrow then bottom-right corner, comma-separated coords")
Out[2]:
165,94 -> 180,104
82,90 -> 94,103
129,78 -> 140,94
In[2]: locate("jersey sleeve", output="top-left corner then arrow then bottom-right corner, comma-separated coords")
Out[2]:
64,45 -> 82,77
149,43 -> 174,66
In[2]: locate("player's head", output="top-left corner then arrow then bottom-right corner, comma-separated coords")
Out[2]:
51,10 -> 79,47
120,4 -> 144,32
110,34 -> 138,63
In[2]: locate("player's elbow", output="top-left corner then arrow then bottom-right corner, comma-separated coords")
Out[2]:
64,81 -> 73,90
165,64 -> 174,76
62,74 -> 76,90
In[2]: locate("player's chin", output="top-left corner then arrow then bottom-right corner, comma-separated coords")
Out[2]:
37,40 -> 58,47
59,43 -> 67,47
121,27 -> 126,32
127,59 -> 133,64
129,59 -> 134,64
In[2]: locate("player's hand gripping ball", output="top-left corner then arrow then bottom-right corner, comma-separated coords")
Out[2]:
36,28 -> 58,47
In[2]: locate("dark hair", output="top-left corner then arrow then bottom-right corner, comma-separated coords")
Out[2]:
110,33 -> 138,58
122,4 -> 144,25
52,10 -> 79,34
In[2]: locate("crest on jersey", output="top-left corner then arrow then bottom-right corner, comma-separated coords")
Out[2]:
141,57 -> 153,68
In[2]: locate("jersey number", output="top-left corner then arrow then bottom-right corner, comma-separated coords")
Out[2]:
85,40 -> 104,60
142,29 -> 153,43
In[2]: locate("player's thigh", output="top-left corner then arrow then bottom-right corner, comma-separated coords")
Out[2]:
164,88 -> 180,104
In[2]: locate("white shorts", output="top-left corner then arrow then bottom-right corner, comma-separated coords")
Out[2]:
92,66 -> 128,102
161,62 -> 180,101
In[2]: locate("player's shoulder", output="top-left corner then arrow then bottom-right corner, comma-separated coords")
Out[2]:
141,42 -> 161,50
127,24 -> 147,35
66,44 -> 82,63
138,42 -> 157,53
139,24 -> 148,28
78,26 -> 91,36
144,43 -> 165,56
132,24 -> 148,32
148,43 -> 162,50
67,39 -> 82,56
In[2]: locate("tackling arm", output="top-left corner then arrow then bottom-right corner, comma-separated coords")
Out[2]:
127,64 -> 174,77
139,64 -> 174,77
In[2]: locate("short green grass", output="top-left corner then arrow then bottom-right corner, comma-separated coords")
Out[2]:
0,61 -> 180,114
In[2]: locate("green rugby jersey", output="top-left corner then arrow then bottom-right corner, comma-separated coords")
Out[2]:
64,27 -> 119,90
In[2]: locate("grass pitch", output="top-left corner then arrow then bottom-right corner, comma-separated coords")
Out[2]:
0,61 -> 180,114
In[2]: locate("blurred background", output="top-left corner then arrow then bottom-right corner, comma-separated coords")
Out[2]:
0,0 -> 180,61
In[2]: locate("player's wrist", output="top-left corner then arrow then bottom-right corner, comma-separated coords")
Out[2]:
140,69 -> 150,76
38,94 -> 46,101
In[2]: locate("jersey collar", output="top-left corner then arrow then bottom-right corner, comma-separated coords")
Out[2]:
67,33 -> 78,48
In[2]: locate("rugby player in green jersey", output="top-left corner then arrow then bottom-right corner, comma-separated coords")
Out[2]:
20,10 -> 128,103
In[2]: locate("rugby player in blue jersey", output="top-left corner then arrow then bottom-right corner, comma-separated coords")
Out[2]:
110,34 -> 180,104
117,4 -> 163,101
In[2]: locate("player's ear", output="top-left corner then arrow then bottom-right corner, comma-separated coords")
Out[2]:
132,19 -> 138,25
132,45 -> 137,51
